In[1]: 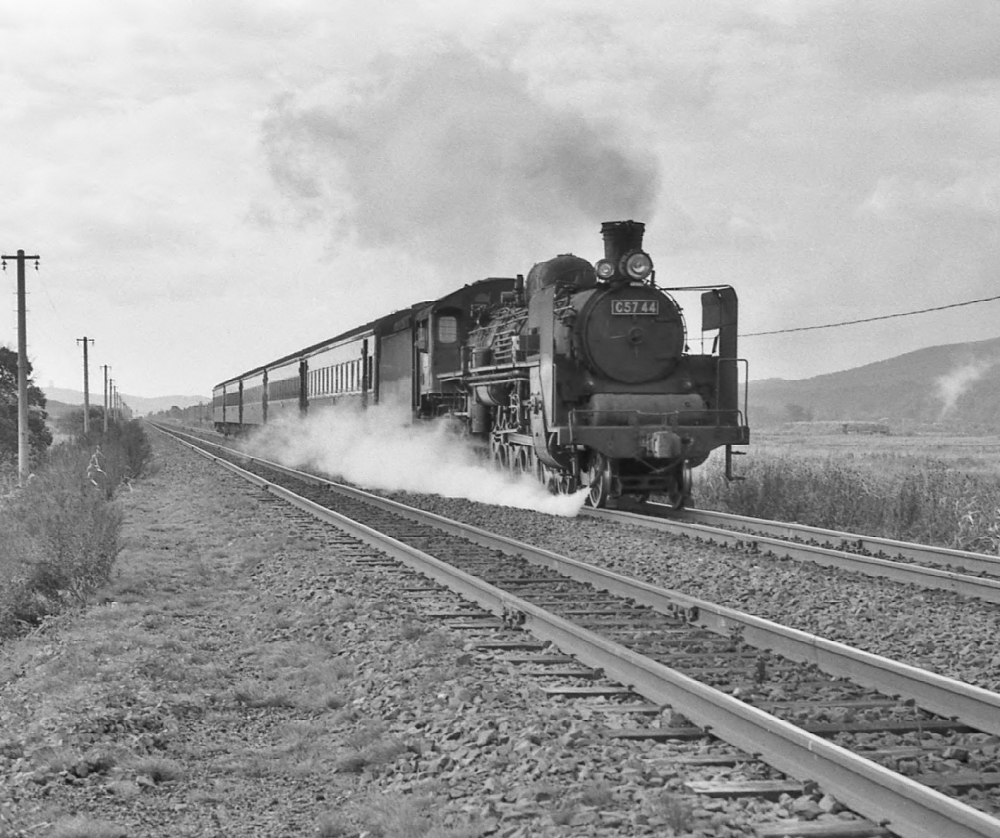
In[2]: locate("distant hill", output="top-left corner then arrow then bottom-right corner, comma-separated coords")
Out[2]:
750,335 -> 1000,431
42,387 -> 210,418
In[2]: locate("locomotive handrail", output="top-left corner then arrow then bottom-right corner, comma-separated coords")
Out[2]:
439,368 -> 530,384
739,357 -> 749,425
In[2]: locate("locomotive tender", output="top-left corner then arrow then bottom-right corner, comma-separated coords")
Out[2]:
213,220 -> 749,507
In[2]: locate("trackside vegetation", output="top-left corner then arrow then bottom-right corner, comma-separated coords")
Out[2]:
696,445 -> 1000,554
0,417 -> 154,641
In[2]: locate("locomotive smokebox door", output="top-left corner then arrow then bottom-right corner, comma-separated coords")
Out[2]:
575,285 -> 685,384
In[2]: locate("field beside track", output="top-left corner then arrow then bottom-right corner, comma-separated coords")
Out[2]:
693,429 -> 1000,552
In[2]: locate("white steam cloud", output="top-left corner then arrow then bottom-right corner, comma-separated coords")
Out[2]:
243,403 -> 588,517
935,359 -> 994,415
262,46 -> 660,273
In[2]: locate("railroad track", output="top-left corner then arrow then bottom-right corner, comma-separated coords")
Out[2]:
152,424 -> 1000,838
598,499 -> 1000,603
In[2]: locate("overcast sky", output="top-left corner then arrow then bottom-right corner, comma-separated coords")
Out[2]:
3,0 -> 998,399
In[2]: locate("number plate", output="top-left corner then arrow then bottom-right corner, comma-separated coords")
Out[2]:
612,299 -> 659,315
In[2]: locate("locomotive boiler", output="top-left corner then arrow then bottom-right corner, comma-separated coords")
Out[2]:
453,220 -> 749,507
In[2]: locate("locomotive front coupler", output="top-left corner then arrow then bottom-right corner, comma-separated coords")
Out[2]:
646,429 -> 684,459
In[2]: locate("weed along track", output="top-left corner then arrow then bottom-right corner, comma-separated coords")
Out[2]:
155,425 -> 1000,838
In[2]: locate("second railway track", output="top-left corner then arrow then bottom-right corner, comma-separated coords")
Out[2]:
154,424 -> 1000,838
592,501 -> 1000,604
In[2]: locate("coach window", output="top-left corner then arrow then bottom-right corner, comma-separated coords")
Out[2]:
438,315 -> 457,344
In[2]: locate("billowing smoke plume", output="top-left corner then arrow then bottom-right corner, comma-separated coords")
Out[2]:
262,46 -> 659,273
936,359 -> 994,415
243,403 -> 588,517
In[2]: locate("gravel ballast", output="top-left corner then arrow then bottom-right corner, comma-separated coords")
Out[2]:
378,491 -> 1000,693
0,430 -> 867,838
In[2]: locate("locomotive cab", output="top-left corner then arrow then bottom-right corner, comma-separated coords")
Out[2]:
415,278 -> 517,419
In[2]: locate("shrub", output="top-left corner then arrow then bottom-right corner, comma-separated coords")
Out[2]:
0,422 -> 153,640
77,419 -> 154,496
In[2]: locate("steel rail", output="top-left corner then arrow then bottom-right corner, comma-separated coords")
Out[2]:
159,425 -> 1000,838
155,425 -> 1000,736
631,502 -> 1000,577
586,506 -> 1000,604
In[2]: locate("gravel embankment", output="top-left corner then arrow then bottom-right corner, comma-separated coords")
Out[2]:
0,430 -> 852,838
380,492 -> 1000,693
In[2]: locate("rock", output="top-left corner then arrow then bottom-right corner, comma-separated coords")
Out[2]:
790,797 -> 823,820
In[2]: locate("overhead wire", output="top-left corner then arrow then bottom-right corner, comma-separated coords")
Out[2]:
743,294 -> 1000,337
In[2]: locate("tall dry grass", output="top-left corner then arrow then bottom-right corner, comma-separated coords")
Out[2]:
0,421 -> 154,640
695,450 -> 1000,553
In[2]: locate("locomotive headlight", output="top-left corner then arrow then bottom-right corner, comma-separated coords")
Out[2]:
622,251 -> 653,280
595,259 -> 616,280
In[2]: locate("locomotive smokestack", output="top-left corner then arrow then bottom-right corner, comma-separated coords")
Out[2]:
601,220 -> 645,263
596,220 -> 653,284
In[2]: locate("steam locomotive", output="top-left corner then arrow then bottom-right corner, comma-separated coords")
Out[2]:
213,220 -> 749,507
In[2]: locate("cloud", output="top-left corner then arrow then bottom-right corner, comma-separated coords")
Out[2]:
861,168 -> 1000,219
261,45 -> 660,274
807,0 -> 1000,92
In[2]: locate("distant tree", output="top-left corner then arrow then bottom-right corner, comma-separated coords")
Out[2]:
57,405 -> 107,438
0,347 -> 53,462
784,403 -> 814,423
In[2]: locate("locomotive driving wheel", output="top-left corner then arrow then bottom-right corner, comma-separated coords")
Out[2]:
513,446 -> 532,477
585,452 -> 616,508
665,463 -> 693,510
491,437 -> 509,471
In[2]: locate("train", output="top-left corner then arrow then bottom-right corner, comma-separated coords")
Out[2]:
213,220 -> 749,508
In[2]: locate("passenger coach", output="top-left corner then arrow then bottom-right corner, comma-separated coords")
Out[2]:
212,278 -> 516,433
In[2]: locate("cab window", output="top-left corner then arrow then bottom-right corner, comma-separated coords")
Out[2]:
438,316 -> 458,344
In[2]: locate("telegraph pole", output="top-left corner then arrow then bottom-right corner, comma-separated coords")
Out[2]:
2,249 -> 40,486
102,365 -> 110,432
77,337 -> 94,434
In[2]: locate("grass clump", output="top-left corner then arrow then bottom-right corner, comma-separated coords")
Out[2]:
0,421 -> 154,641
233,682 -> 296,709
333,793 -> 489,838
654,792 -> 694,833
49,817 -> 128,838
335,724 -> 409,775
